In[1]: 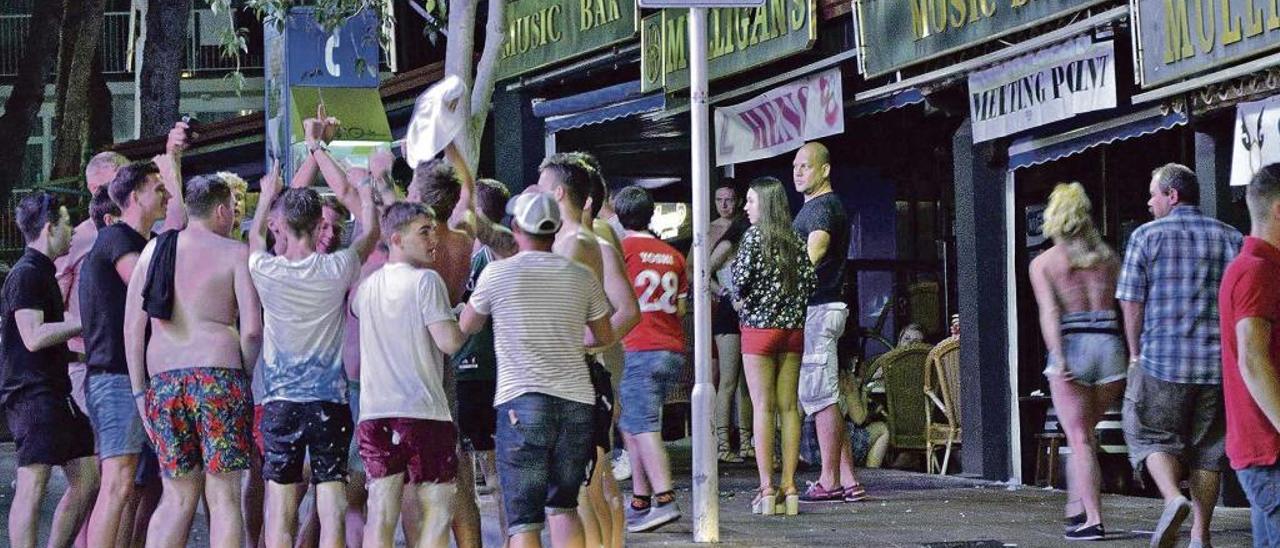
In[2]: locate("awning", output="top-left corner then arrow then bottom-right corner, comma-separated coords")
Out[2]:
846,88 -> 925,118
541,84 -> 666,133
1007,105 -> 1188,171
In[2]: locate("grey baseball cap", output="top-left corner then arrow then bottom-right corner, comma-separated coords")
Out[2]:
506,191 -> 561,235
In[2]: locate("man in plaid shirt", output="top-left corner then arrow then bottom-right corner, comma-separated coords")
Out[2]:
1117,163 -> 1242,548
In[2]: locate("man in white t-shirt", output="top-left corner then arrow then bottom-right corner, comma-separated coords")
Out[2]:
460,192 -> 615,548
246,164 -> 380,547
352,202 -> 466,547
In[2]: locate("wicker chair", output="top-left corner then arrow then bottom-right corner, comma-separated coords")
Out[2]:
876,343 -> 933,459
924,336 -> 962,474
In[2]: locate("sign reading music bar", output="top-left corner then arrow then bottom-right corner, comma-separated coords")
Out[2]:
853,0 -> 1106,77
1134,0 -> 1280,86
496,0 -> 638,81
640,0 -> 816,93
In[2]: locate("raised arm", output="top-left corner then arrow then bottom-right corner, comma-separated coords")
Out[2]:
445,144 -> 474,231
249,160 -> 282,255
156,152 -> 187,232
349,183 -> 380,262
233,245 -> 263,371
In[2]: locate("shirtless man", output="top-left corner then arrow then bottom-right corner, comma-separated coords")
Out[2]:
122,173 -> 263,547
82,150 -> 188,547
536,153 -> 640,548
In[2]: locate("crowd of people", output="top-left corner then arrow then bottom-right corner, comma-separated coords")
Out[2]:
1031,163 -> 1280,546
21,97 -> 1280,548
0,91 -> 875,548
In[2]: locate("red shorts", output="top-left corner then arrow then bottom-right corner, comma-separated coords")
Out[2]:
740,327 -> 804,356
357,418 -> 459,484
253,404 -> 264,456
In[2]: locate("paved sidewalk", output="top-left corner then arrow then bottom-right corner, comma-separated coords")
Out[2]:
0,439 -> 1254,546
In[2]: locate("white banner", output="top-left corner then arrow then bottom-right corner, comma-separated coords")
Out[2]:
714,67 -> 844,166
969,37 -> 1117,143
1231,95 -> 1280,186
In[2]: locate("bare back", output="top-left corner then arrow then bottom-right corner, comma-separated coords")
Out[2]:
1031,244 -> 1119,315
144,230 -> 250,374
555,227 -> 605,280
437,227 -> 475,306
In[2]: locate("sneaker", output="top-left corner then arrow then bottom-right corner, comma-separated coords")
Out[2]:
611,450 -> 632,482
627,501 -> 681,532
798,481 -> 844,503
1063,512 -> 1086,532
625,504 -> 650,531
1064,523 -> 1105,541
1150,496 -> 1191,548
843,483 -> 868,502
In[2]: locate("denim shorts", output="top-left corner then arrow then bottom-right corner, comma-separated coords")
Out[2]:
619,350 -> 684,435
86,372 -> 149,459
495,393 -> 594,536
1237,464 -> 1280,547
1050,311 -> 1127,386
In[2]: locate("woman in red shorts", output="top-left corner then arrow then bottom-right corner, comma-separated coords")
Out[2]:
731,176 -> 816,516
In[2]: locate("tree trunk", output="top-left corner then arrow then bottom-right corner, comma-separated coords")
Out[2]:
445,0 -> 504,175
138,0 -> 191,139
51,0 -> 108,179
87,54 -> 115,153
52,0 -> 85,144
0,0 -> 62,203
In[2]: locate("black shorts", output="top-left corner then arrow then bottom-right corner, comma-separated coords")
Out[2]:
5,393 -> 95,467
712,294 -> 740,335
260,401 -> 353,485
456,379 -> 497,452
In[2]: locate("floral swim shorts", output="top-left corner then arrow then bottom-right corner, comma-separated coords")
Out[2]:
143,367 -> 253,478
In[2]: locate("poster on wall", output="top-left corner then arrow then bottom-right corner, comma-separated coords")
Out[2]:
968,36 -> 1116,143
1231,95 -> 1280,186
713,67 -> 844,166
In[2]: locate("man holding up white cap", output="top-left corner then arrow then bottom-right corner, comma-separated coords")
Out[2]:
460,191 -> 616,548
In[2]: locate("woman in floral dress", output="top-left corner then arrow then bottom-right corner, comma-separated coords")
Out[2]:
732,176 -> 816,516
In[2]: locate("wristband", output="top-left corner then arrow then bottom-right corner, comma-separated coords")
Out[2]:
308,141 -> 328,154
132,391 -> 146,400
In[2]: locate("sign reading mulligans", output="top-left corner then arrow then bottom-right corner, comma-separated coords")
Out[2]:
1134,0 -> 1280,87
968,37 -> 1116,143
714,67 -> 844,165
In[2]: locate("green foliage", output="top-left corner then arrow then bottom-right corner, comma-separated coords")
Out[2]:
204,0 -> 448,89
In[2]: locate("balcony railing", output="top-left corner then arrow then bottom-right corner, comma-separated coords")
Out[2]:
0,10 -> 263,78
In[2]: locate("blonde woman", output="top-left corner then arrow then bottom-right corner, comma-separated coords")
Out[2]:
1029,183 -> 1125,541
732,176 -> 816,516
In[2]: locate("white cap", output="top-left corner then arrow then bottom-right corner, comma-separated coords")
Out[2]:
506,192 -> 561,235
404,75 -> 466,169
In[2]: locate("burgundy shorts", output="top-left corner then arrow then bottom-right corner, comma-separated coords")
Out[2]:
357,418 -> 459,484
740,327 -> 804,356
253,405 -> 264,456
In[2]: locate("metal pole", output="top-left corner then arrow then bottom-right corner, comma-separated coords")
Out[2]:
688,6 -> 719,544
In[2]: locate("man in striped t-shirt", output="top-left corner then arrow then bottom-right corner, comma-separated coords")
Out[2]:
460,191 -> 615,547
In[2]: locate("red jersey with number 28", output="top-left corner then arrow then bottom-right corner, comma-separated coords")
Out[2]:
621,235 -> 688,353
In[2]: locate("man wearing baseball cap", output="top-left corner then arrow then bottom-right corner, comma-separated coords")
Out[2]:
460,191 -> 616,548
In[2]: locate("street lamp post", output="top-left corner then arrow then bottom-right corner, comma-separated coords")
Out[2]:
637,0 -> 764,542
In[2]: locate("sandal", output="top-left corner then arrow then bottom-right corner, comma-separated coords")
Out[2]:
778,486 -> 799,515
843,483 -> 868,502
739,429 -> 755,459
751,487 -> 777,515
718,428 -> 743,463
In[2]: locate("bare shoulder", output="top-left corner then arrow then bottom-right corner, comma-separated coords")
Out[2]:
1029,246 -> 1063,275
